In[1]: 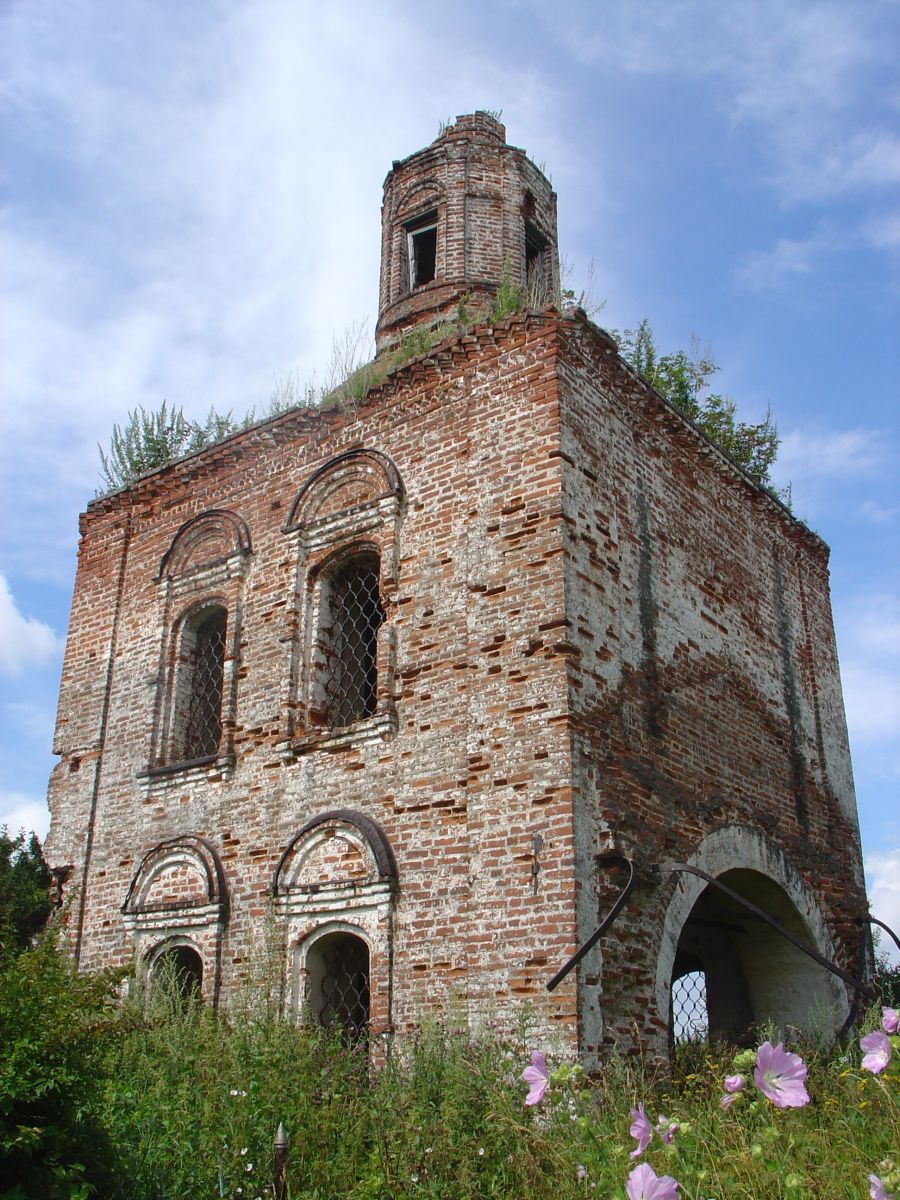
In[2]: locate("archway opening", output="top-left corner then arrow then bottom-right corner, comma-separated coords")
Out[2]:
305,932 -> 370,1041
151,944 -> 203,1003
670,868 -> 839,1045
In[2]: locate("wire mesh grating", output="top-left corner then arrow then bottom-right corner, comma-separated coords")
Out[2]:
322,555 -> 384,728
671,970 -> 709,1043
182,610 -> 226,759
316,935 -> 370,1041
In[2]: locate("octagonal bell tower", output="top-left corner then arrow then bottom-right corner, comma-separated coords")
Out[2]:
375,112 -> 560,352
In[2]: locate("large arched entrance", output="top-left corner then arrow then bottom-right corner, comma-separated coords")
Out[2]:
669,867 -> 843,1044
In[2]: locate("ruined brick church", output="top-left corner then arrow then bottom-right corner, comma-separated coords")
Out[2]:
46,113 -> 869,1061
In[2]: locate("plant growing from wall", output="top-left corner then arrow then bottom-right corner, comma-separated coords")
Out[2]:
611,319 -> 781,487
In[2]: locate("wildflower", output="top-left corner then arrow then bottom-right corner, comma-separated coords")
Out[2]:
861,1030 -> 892,1075
478,1147 -> 485,1157
656,1114 -> 679,1143
883,1008 -> 899,1035
577,1165 -> 588,1181
719,1072 -> 745,1109
522,1051 -> 550,1105
629,1102 -> 653,1158
753,1041 -> 809,1108
626,1162 -> 680,1199
870,1175 -> 894,1200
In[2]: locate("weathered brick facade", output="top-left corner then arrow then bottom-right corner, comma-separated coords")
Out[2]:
46,114 -> 867,1061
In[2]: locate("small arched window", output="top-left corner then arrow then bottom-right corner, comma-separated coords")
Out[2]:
305,931 -> 370,1041
319,552 -> 384,729
150,943 -> 204,1004
175,606 -> 227,761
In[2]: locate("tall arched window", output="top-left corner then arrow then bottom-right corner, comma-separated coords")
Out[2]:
319,552 -> 384,729
175,606 -> 227,761
305,931 -> 370,1041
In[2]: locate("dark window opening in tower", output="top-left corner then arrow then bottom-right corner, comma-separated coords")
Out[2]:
525,222 -> 549,307
406,210 -> 437,288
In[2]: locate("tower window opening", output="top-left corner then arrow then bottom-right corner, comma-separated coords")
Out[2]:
406,210 -> 438,289
525,221 -> 549,307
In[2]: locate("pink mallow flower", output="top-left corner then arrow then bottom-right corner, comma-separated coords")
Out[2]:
870,1174 -> 895,1200
861,1030 -> 892,1075
656,1114 -> 679,1143
522,1051 -> 550,1105
719,1073 -> 745,1109
629,1102 -> 653,1158
626,1162 -> 680,1200
754,1041 -> 810,1108
882,1008 -> 899,1035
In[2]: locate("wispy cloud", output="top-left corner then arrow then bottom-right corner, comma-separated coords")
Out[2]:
5,701 -> 55,743
734,229 -> 837,293
838,594 -> 900,751
0,574 -> 62,676
866,848 -> 900,965
0,790 -> 51,840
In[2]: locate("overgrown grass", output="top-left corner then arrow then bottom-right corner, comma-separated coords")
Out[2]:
2,936 -> 897,1199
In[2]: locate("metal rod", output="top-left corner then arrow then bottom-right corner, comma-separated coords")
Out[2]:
273,1121 -> 288,1200
547,854 -> 637,991
658,861 -> 874,999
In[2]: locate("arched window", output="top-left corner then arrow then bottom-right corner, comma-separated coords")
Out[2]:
319,552 -> 384,729
305,931 -> 370,1040
150,943 -> 204,1003
175,606 -> 227,761
671,965 -> 709,1043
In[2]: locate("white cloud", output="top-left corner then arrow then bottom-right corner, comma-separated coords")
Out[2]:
866,848 -> 900,966
549,0 -> 893,203
837,594 -> 900,749
5,701 -> 55,743
0,790 -> 51,840
862,209 -> 900,250
856,499 -> 899,524
734,231 -> 832,293
842,663 -> 900,746
0,574 -> 62,676
775,427 -> 886,483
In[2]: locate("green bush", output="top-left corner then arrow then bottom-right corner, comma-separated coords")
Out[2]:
0,930 -> 124,1199
3,936 -> 897,1198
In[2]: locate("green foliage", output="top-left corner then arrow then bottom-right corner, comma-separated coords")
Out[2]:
98,311 -> 784,499
0,829 -> 51,962
0,936 -> 897,1200
0,930 -> 125,1198
611,319 -> 781,486
874,947 -> 900,1007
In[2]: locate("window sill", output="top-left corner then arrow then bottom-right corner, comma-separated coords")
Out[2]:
290,710 -> 397,756
139,752 -> 235,784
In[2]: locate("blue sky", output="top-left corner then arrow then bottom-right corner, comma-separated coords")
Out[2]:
1,0 -> 897,956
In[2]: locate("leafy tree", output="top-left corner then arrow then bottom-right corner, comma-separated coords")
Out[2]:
0,830 -> 51,962
611,319 -> 780,485
0,932 -> 123,1198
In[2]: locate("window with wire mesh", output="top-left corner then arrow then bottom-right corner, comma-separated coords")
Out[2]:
671,970 -> 709,1043
313,934 -> 370,1041
320,552 -> 384,729
177,608 -> 227,760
